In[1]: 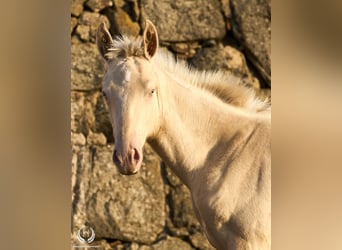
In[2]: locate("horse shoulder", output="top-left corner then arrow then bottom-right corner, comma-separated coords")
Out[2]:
189,118 -> 270,249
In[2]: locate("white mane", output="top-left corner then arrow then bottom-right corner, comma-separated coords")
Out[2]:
107,35 -> 270,113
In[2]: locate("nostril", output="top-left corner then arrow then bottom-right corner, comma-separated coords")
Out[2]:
133,149 -> 140,162
113,150 -> 121,164
129,148 -> 140,165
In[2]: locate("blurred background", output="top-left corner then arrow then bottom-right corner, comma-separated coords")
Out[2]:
0,0 -> 342,250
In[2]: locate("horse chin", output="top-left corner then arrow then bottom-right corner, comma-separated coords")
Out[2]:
118,164 -> 141,175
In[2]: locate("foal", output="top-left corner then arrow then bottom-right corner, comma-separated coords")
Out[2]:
96,20 -> 271,250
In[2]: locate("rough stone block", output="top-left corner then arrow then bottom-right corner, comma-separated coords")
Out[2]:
230,0 -> 271,85
77,12 -> 110,42
86,0 -> 113,12
72,0 -> 86,17
190,44 -> 260,89
72,145 -> 166,244
71,43 -> 105,91
70,91 -> 113,142
140,0 -> 226,42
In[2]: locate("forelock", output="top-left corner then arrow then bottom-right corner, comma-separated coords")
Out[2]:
106,35 -> 144,59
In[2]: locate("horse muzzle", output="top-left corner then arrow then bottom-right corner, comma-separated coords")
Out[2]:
112,148 -> 142,175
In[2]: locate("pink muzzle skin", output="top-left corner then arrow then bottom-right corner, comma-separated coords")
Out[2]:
112,147 -> 142,175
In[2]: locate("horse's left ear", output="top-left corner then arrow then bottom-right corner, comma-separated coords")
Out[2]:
96,22 -> 113,61
143,20 -> 159,60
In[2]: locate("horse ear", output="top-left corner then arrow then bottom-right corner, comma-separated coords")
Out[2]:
143,20 -> 159,60
96,22 -> 113,61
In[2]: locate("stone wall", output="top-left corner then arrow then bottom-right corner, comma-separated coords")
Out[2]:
71,0 -> 271,249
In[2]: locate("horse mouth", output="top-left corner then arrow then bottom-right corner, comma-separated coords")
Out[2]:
118,167 -> 139,175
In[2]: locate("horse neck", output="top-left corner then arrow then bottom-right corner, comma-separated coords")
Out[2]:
148,67 -> 258,188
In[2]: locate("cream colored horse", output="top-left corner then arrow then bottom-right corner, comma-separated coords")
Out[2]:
96,20 -> 271,250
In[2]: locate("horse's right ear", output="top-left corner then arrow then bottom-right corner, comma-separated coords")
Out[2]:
96,22 -> 113,61
143,20 -> 159,60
